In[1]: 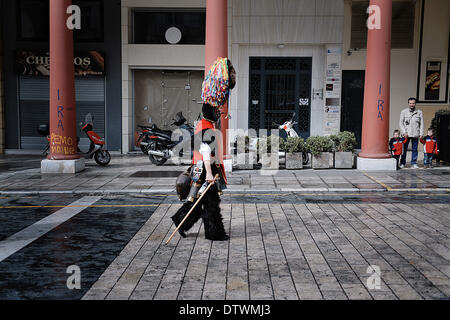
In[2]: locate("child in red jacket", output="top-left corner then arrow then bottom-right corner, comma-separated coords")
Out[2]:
389,130 -> 408,169
420,128 -> 439,168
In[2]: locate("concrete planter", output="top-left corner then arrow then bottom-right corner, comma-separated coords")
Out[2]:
260,154 -> 280,170
312,152 -> 332,169
285,153 -> 304,170
334,152 -> 354,169
233,152 -> 256,170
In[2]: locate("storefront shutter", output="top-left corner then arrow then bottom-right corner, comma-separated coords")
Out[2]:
19,76 -> 105,150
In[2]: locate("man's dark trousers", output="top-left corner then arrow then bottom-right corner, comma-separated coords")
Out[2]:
401,137 -> 418,166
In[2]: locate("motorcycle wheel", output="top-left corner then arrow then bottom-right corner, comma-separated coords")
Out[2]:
94,150 -> 111,166
140,144 -> 150,155
148,142 -> 168,166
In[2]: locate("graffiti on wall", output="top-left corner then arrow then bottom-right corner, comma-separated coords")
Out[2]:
377,84 -> 384,121
50,88 -> 75,155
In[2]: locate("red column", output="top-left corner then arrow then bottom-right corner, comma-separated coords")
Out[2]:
359,0 -> 392,159
205,0 -> 229,159
49,0 -> 79,160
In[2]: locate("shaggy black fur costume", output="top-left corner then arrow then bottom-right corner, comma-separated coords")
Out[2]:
171,184 -> 228,241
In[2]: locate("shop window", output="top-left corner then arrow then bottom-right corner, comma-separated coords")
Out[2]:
17,0 -> 104,42
17,0 -> 49,41
74,0 -> 104,42
132,9 -> 206,45
351,0 -> 416,49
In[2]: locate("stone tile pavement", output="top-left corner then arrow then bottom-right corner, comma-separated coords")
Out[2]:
82,201 -> 450,300
0,155 -> 449,194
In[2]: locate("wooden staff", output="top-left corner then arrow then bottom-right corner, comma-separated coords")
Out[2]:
166,174 -> 219,245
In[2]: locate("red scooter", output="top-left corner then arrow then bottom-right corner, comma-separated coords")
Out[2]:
38,113 -> 111,166
79,113 -> 111,166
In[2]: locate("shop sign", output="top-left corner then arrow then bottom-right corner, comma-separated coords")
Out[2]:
324,47 -> 342,135
15,50 -> 105,76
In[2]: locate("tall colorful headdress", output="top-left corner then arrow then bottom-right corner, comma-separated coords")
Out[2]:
201,57 -> 230,107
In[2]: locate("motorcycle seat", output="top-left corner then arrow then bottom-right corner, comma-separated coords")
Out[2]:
152,125 -> 172,137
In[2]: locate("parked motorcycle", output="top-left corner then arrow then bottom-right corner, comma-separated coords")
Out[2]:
273,112 -> 309,166
38,113 -> 111,166
79,113 -> 111,166
145,112 -> 195,166
136,125 -> 153,155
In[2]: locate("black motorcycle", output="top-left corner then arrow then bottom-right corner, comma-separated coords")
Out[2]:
145,112 -> 195,166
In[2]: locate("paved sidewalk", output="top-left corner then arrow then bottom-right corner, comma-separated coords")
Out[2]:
0,154 -> 449,194
0,154 -> 448,301
82,201 -> 450,300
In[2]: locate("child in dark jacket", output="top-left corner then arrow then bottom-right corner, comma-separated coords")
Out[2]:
389,130 -> 408,169
420,128 -> 439,168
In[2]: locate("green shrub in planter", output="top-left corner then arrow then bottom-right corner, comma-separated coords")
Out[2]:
336,131 -> 357,152
257,135 -> 282,169
282,137 -> 306,154
329,134 -> 340,151
306,136 -> 334,169
282,137 -> 306,170
330,132 -> 356,169
329,132 -> 357,152
306,136 -> 333,156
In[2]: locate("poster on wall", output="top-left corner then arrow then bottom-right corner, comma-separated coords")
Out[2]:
425,61 -> 441,101
325,47 -> 342,99
324,103 -> 341,135
15,50 -> 105,77
324,47 -> 342,135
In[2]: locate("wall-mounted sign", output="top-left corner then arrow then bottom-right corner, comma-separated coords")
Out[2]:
324,47 -> 342,135
299,98 -> 309,106
15,50 -> 105,76
425,61 -> 441,101
325,48 -> 342,99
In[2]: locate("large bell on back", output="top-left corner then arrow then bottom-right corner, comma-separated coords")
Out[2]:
176,170 -> 192,201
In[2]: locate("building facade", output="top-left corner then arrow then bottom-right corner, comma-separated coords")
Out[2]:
122,0 -> 449,154
0,0 -> 449,155
343,0 -> 450,147
1,0 -> 122,153
0,0 -> 4,154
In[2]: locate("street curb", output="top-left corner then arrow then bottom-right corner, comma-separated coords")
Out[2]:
0,188 -> 449,196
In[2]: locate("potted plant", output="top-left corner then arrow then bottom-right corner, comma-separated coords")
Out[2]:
333,131 -> 357,169
282,137 -> 306,170
258,135 -> 282,170
233,135 -> 257,170
306,136 -> 334,169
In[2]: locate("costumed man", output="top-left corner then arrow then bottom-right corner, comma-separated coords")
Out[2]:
171,58 -> 236,241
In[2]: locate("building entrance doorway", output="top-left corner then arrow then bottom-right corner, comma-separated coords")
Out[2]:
133,70 -> 204,148
249,57 -> 312,139
341,70 -> 365,149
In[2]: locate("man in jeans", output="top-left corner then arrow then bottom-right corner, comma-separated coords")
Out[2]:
399,98 -> 424,169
